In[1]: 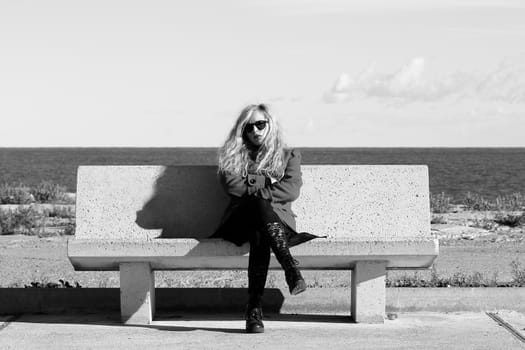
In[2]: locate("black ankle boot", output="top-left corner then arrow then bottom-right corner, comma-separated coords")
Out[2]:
285,265 -> 307,295
265,222 -> 307,295
245,307 -> 264,333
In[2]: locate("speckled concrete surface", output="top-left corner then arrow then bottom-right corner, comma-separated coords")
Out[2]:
75,166 -> 228,241
295,165 -> 430,240
75,165 -> 430,241
0,312 -> 523,350
68,237 -> 438,270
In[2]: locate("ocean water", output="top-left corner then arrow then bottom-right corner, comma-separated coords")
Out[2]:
0,147 -> 524,201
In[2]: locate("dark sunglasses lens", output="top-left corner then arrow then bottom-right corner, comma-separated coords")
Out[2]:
254,121 -> 267,130
245,121 -> 267,133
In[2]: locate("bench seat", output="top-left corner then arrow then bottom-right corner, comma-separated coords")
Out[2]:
68,238 -> 438,271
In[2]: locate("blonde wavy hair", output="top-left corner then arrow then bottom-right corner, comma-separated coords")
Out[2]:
218,104 -> 286,179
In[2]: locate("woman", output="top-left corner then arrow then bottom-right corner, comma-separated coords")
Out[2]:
212,103 -> 318,334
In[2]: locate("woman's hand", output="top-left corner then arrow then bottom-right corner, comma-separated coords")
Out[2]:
256,149 -> 303,203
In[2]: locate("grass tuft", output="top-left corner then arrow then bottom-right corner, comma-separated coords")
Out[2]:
24,279 -> 82,288
387,263 -> 525,287
494,212 -> 525,227
430,192 -> 452,213
510,260 -> 525,285
29,181 -> 67,203
1,205 -> 75,236
44,206 -> 75,219
61,222 -> 76,236
462,192 -> 525,211
0,181 -> 70,204
0,183 -> 35,204
462,192 -> 493,211
495,193 -> 525,211
0,206 -> 43,235
430,215 -> 447,224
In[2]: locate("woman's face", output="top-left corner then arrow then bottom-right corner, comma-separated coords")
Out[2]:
244,110 -> 269,147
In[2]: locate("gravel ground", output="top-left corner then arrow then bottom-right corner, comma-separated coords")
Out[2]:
1,232 -> 524,288
1,205 -> 524,287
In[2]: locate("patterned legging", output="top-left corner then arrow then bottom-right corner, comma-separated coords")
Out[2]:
216,197 -> 289,301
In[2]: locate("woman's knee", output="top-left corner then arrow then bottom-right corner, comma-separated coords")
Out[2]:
249,230 -> 270,250
242,196 -> 271,214
250,197 -> 272,211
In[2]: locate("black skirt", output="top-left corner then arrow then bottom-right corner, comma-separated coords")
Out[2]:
211,200 -> 320,247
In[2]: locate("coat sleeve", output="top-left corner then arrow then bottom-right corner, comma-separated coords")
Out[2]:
257,149 -> 303,203
219,171 -> 267,197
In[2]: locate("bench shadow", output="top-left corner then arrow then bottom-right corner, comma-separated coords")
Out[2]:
14,312 -> 352,334
135,165 -> 228,239
6,287 -> 353,333
134,165 -> 251,255
11,313 -> 245,334
154,313 -> 353,324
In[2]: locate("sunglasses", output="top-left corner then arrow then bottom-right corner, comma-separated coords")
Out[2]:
244,120 -> 268,133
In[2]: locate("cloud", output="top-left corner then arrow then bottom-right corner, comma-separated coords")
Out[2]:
324,57 -> 525,104
476,61 -> 525,103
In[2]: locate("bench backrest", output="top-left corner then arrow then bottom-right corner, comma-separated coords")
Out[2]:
75,165 -> 430,241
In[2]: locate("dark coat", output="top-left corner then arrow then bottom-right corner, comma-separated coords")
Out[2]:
213,149 -> 318,246
218,148 -> 302,230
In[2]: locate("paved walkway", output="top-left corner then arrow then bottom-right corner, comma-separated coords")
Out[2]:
1,312 -> 525,349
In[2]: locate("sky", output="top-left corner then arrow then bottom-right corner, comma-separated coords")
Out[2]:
1,0 -> 524,147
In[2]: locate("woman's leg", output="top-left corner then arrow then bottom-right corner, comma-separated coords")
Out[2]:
247,230 -> 270,308
223,197 -> 306,333
246,197 -> 306,296
237,199 -> 270,333
244,229 -> 270,334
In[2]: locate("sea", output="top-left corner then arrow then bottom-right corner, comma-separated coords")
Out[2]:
1,147 -> 524,201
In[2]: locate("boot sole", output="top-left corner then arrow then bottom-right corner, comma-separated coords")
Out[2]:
290,280 -> 307,295
246,326 -> 265,334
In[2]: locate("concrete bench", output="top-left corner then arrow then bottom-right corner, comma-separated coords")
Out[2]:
67,165 -> 439,324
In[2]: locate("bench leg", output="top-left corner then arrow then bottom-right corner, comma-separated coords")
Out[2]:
120,262 -> 155,324
351,261 -> 387,323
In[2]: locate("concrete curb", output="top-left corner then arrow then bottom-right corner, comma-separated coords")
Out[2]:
387,287 -> 525,313
1,287 -> 524,315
